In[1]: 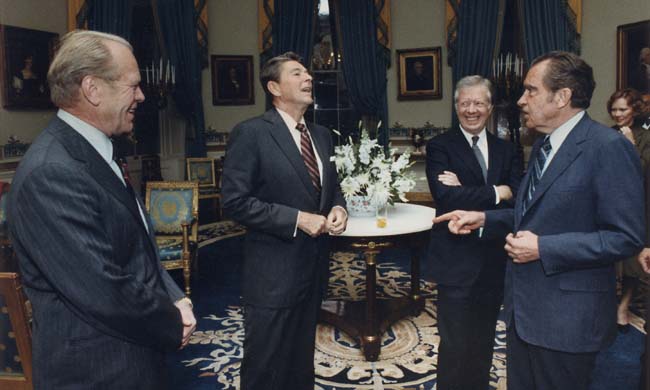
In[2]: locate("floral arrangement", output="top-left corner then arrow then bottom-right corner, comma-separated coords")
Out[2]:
330,123 -> 416,207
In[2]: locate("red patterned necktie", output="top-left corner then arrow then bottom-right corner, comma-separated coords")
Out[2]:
115,156 -> 137,200
296,123 -> 321,192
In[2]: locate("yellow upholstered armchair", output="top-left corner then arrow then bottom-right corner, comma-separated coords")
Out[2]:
145,181 -> 199,296
186,157 -> 222,220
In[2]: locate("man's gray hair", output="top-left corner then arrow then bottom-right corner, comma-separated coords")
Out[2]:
453,75 -> 493,104
47,30 -> 133,107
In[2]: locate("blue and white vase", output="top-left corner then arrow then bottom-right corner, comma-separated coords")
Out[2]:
346,195 -> 376,217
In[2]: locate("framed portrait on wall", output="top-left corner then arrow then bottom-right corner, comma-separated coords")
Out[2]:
211,55 -> 254,106
396,47 -> 442,100
617,20 -> 650,94
0,25 -> 58,109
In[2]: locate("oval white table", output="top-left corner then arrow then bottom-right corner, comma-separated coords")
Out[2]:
320,203 -> 436,361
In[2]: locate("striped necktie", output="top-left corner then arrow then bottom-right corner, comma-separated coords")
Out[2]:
296,123 -> 321,192
522,136 -> 552,214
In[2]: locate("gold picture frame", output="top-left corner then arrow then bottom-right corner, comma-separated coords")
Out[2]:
397,47 -> 442,100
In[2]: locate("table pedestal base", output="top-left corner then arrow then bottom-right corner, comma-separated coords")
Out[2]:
320,296 -> 425,361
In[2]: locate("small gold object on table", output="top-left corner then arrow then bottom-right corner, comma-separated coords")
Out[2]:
375,204 -> 388,228
321,203 -> 436,361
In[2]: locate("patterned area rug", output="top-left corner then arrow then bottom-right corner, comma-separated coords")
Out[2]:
197,220 -> 246,248
182,251 -> 508,390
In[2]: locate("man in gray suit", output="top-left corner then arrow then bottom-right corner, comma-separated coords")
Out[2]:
222,52 -> 347,390
7,30 -> 195,389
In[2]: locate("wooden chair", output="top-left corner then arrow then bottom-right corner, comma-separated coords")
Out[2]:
186,157 -> 222,220
145,181 -> 199,296
0,273 -> 32,390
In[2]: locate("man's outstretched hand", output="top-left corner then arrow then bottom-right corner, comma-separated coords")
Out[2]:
433,210 -> 485,234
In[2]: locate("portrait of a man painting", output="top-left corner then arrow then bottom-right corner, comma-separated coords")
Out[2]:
617,20 -> 650,94
0,25 -> 58,109
397,47 -> 442,100
211,55 -> 254,106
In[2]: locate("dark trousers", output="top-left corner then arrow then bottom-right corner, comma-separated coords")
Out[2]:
436,282 -> 503,390
506,321 -> 597,390
240,285 -> 321,390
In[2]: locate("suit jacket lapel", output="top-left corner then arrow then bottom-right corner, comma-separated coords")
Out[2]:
518,115 -> 589,222
264,109 -> 320,204
449,128 -> 486,183
486,132 -> 503,185
51,118 -> 147,231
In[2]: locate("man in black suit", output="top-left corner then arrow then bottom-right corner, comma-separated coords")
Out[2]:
7,30 -> 196,389
436,51 -> 644,390
426,75 -> 522,390
221,52 -> 347,390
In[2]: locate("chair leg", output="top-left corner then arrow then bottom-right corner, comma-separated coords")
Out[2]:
182,253 -> 191,297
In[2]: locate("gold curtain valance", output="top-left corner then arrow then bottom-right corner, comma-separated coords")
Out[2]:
258,0 -> 390,55
67,0 -> 86,31
445,0 -> 581,38
68,1 -> 209,36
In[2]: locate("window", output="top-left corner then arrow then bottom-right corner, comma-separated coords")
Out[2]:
305,0 -> 360,144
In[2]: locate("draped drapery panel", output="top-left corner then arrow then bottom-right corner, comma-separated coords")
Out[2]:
519,0 -> 581,62
446,0 -> 581,66
332,0 -> 389,145
449,0 -> 500,128
157,0 -> 207,157
86,0 -> 132,39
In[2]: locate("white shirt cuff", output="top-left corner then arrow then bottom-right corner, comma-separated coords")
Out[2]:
493,186 -> 501,205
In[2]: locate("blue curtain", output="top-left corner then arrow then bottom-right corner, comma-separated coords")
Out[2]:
156,0 -> 206,157
265,0 -> 317,110
450,0 -> 500,128
272,0 -> 318,61
520,0 -> 579,62
334,0 -> 389,146
87,0 -> 132,39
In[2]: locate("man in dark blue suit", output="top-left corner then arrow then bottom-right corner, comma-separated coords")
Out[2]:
222,52 -> 347,390
435,51 -> 645,390
426,75 -> 522,390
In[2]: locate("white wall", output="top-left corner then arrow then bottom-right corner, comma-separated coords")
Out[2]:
0,0 -> 68,144
581,0 -> 650,124
202,0 -> 266,133
389,0 -> 453,128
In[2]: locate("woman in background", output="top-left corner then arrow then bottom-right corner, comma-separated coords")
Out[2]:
607,88 -> 650,332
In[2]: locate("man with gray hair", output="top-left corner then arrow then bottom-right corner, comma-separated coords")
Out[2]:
436,51 -> 644,390
7,30 -> 195,389
425,75 -> 522,390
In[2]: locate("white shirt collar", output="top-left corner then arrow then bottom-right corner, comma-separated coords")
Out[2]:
459,126 -> 487,147
548,110 -> 585,153
57,109 -> 114,165
276,107 -> 306,132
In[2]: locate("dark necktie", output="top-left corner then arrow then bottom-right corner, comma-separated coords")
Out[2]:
296,123 -> 321,192
115,156 -> 137,200
522,136 -> 552,214
471,136 -> 487,182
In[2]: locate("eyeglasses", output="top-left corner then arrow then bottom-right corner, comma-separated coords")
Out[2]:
457,100 -> 490,109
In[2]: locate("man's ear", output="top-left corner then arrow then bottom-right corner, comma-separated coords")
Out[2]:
267,80 -> 281,97
80,75 -> 101,106
554,87 -> 572,109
